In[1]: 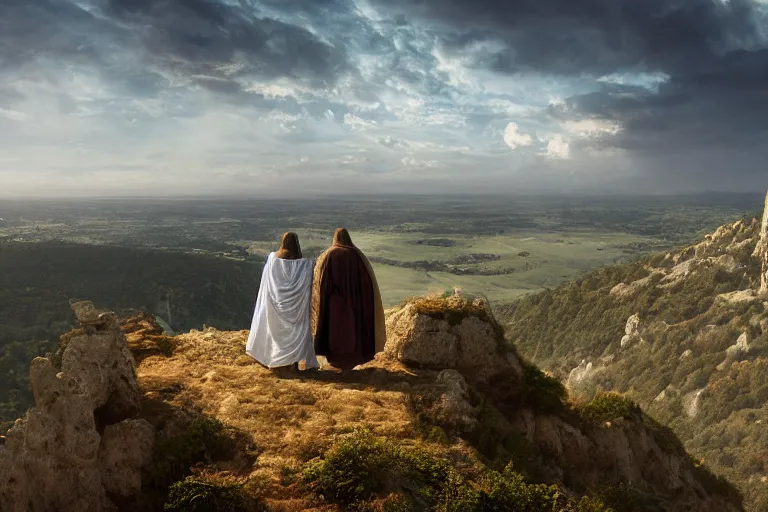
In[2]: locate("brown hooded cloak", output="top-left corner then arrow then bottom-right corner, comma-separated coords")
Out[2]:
311,229 -> 386,368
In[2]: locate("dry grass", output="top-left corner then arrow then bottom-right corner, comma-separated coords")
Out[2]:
134,327 -> 448,511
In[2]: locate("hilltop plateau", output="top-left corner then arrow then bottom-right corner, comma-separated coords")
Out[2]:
0,297 -> 741,511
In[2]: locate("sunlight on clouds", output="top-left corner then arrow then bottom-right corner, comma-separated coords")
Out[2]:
401,156 -> 441,168
564,119 -> 621,137
597,71 -> 670,92
343,113 -> 378,131
503,122 -> 533,149
546,135 -> 570,159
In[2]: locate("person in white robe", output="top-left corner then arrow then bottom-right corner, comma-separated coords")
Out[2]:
246,232 -> 319,370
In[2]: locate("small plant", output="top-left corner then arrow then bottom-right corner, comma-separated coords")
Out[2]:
436,464 -> 609,511
580,392 -> 640,426
303,429 -> 454,509
164,474 -> 266,512
520,362 -> 567,415
150,416 -> 237,489
303,428 -> 392,506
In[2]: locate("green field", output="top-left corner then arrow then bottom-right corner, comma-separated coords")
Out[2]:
247,228 -> 659,305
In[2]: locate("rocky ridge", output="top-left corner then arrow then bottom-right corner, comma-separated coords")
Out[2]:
499,195 -> 768,511
0,294 -> 744,511
0,301 -> 154,512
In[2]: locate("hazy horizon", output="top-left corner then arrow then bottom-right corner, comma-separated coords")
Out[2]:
2,0 -> 768,196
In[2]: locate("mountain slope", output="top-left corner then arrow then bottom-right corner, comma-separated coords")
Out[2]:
498,215 -> 768,511
0,298 -> 743,511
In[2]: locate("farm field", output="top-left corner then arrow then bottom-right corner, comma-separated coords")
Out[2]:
247,228 -> 656,304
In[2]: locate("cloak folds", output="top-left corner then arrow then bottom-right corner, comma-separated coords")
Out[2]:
311,243 -> 386,368
246,253 -> 319,369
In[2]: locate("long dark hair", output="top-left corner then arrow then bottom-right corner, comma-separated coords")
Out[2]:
275,232 -> 302,260
332,228 -> 354,247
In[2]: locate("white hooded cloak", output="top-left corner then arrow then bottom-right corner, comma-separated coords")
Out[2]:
246,253 -> 319,368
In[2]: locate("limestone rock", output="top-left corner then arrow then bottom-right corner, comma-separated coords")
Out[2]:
718,289 -> 758,304
679,349 -> 693,361
714,254 -> 740,273
655,385 -> 679,402
383,302 -> 521,381
0,302 -> 154,512
432,370 -> 476,432
661,259 -> 696,284
99,419 -> 155,497
567,360 -> 592,388
683,389 -> 706,418
609,272 -> 660,299
726,332 -> 750,357
70,299 -> 101,325
620,313 -> 641,348
61,313 -> 141,424
509,402 -> 734,512
755,191 -> 768,294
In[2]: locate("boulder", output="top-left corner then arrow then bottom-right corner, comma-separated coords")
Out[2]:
567,360 -> 592,388
726,332 -> 750,357
0,302 -> 154,512
383,299 -> 521,381
620,313 -> 641,348
432,370 -> 476,432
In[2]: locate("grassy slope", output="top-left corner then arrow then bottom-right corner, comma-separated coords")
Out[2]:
498,218 -> 768,511
128,308 -> 740,512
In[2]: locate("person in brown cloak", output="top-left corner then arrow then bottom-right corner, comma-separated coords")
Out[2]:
311,228 -> 386,369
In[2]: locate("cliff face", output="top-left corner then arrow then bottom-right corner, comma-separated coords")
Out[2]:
0,301 -> 154,512
500,211 -> 768,511
1,296 -> 743,511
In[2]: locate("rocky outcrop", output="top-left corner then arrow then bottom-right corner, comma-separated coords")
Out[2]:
567,359 -> 592,388
0,301 -> 154,512
383,297 -> 522,381
755,191 -> 768,294
620,313 -> 641,348
383,299 -> 741,511
431,370 -> 477,432
513,408 -> 736,512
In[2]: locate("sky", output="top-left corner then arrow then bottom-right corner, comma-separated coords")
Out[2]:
1,0 -> 768,197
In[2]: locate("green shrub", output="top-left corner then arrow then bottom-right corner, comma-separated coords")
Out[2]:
164,475 -> 266,512
306,432 -> 611,511
521,362 -> 567,415
436,464 -> 609,512
150,416 -> 237,489
303,428 -> 394,507
580,392 -> 640,426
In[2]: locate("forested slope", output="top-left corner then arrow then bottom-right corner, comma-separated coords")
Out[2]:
0,242 -> 261,425
498,217 -> 768,511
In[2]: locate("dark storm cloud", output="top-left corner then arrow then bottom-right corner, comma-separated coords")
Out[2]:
104,0 -> 350,87
0,0 -> 352,99
371,0 -> 768,158
373,0 -> 763,75
0,0 -> 119,69
553,47 -> 768,152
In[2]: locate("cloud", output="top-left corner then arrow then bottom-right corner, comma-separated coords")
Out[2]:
563,119 -> 620,137
344,113 -> 378,131
401,156 -> 441,168
0,0 -> 766,195
503,122 -> 533,149
546,135 -> 570,159
370,0 -> 764,75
